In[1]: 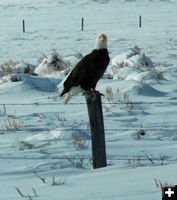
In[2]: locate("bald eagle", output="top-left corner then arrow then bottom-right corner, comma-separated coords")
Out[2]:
60,34 -> 110,104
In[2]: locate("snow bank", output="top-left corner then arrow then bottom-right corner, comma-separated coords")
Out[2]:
63,52 -> 83,65
35,51 -> 73,79
124,81 -> 166,97
112,50 -> 153,69
14,62 -> 36,74
107,48 -> 164,87
23,75 -> 59,92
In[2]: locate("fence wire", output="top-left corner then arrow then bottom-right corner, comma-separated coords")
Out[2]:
0,128 -> 176,132
0,102 -> 177,162
0,156 -> 176,163
0,102 -> 177,105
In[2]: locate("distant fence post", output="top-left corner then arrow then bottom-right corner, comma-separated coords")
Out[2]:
139,15 -> 142,28
85,92 -> 107,169
81,17 -> 84,31
23,20 -> 25,33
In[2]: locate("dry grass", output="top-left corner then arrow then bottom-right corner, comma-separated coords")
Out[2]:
146,67 -> 164,82
15,187 -> 25,198
119,61 -> 129,68
106,87 -> 114,102
111,69 -> 124,80
123,92 -> 133,109
127,156 -> 142,168
56,114 -> 66,125
105,87 -> 133,110
51,176 -> 66,186
15,187 -> 38,199
2,117 -> 26,131
33,170 -> 46,184
140,76 -> 146,86
154,178 -> 170,190
65,154 -> 85,168
72,132 -> 89,151
0,105 -> 7,115
0,60 -> 19,74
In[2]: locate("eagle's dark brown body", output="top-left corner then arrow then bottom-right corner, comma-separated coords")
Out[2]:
60,48 -> 110,97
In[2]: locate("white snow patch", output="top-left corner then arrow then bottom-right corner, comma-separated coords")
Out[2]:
23,75 -> 59,92
25,128 -> 70,142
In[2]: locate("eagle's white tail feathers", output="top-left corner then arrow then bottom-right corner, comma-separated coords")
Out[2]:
62,92 -> 72,104
61,86 -> 84,104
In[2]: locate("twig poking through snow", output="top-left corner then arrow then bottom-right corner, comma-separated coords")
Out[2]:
33,171 -> 46,184
15,187 -> 25,198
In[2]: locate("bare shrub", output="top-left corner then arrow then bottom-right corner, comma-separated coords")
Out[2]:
18,141 -> 34,151
156,70 -> 164,82
52,176 -> 66,186
146,67 -> 164,82
126,45 -> 141,59
56,114 -> 66,125
38,49 -> 72,72
15,63 -> 36,75
72,133 -> 89,151
133,129 -> 146,140
65,154 -> 85,168
130,45 -> 141,55
47,49 -> 66,70
119,61 -> 129,68
112,69 -> 124,80
127,156 -> 142,168
0,60 -> 19,74
145,154 -> 155,165
0,60 -> 36,83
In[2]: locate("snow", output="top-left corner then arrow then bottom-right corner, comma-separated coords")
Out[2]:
0,0 -> 177,199
14,62 -> 36,74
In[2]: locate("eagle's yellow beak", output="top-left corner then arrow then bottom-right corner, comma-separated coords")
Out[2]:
100,36 -> 105,42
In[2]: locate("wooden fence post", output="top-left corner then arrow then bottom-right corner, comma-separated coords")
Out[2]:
81,17 -> 84,31
23,20 -> 25,33
139,15 -> 142,28
85,92 -> 107,169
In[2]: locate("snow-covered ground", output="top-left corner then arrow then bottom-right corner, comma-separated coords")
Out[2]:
0,0 -> 177,199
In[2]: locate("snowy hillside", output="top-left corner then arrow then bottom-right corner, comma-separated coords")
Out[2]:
0,0 -> 177,199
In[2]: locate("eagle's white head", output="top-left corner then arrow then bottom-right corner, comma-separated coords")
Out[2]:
95,34 -> 107,50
